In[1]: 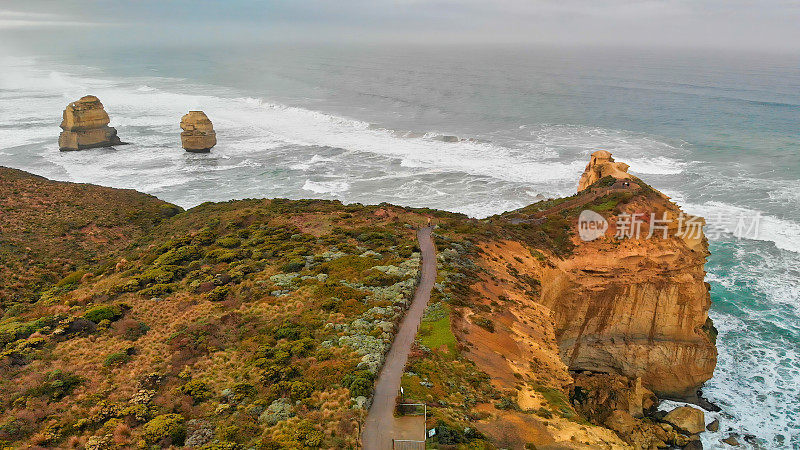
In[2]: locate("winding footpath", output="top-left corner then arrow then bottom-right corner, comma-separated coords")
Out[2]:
362,226 -> 437,449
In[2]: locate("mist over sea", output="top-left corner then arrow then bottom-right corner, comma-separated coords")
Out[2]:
1,38 -> 798,447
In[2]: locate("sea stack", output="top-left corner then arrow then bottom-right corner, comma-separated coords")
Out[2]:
180,111 -> 216,152
58,95 -> 124,151
577,149 -> 631,191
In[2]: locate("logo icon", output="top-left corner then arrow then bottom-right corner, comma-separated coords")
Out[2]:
578,210 -> 608,241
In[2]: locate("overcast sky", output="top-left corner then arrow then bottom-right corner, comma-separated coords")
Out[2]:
2,0 -> 800,53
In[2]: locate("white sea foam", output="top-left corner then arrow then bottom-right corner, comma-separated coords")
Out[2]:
768,182 -> 800,203
302,179 -> 350,195
702,310 -> 800,448
625,156 -> 686,175
0,55 -> 693,202
699,238 -> 800,448
532,124 -> 689,159
682,201 -> 800,254
289,154 -> 337,171
0,125 -> 55,149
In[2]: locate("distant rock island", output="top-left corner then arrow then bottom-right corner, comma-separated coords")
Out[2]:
58,95 -> 124,151
180,111 -> 217,152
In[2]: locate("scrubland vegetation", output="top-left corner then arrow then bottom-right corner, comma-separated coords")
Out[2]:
1,168 -> 649,449
0,170 -> 465,449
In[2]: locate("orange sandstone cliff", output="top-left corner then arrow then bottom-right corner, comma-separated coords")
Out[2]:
449,152 -> 716,447
540,196 -> 716,400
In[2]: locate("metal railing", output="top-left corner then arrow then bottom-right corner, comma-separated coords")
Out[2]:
392,439 -> 425,449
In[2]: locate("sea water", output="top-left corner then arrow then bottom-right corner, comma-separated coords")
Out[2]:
0,39 -> 798,448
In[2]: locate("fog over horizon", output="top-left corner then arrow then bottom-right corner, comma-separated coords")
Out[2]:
1,0 -> 800,54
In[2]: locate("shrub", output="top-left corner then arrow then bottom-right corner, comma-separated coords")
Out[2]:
231,383 -> 257,402
343,370 -> 374,397
107,278 -> 141,296
62,317 -> 97,336
207,248 -> 243,263
25,370 -> 81,400
56,270 -> 86,288
193,228 -> 217,245
143,414 -> 185,445
273,322 -> 308,341
363,271 -> 404,287
356,231 -> 394,243
207,286 -> 230,302
154,245 -> 202,266
216,237 -> 242,248
0,316 -> 61,346
295,421 -> 324,447
0,417 -> 33,441
257,439 -> 282,450
103,351 -> 132,367
304,429 -> 324,447
84,304 -> 123,324
290,381 -> 314,401
529,249 -> 546,261
474,317 -> 495,333
139,283 -> 177,297
348,377 -> 372,398
160,204 -> 182,218
290,338 -> 315,357
122,404 -> 152,423
495,396 -> 519,410
314,348 -> 333,361
137,268 -> 175,284
431,421 -> 467,445
536,407 -> 553,419
280,260 -> 305,273
179,379 -> 211,403
258,399 -> 293,425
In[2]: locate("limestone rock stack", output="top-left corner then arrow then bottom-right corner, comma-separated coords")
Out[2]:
58,96 -> 124,151
577,150 -> 631,191
180,111 -> 216,152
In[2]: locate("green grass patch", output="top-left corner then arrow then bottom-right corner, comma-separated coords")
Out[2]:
589,192 -> 634,213
419,304 -> 456,354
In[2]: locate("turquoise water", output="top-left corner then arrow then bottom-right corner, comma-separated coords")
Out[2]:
0,36 -> 798,447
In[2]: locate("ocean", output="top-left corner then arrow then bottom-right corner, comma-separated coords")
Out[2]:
0,39 -> 798,448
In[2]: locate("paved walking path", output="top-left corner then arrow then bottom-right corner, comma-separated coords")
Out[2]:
362,226 -> 437,450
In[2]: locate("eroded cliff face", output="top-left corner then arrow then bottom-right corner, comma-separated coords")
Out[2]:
539,207 -> 717,399
495,160 -> 715,401
452,153 -> 716,447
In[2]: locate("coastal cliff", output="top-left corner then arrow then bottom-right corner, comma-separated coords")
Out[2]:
0,160 -> 716,449
540,188 -> 716,400
423,152 -> 716,447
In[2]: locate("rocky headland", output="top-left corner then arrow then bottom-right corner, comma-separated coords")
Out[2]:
0,152 -> 718,449
58,96 -> 125,151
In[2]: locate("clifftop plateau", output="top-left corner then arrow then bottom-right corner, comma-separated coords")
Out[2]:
0,156 -> 715,449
